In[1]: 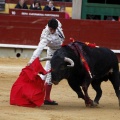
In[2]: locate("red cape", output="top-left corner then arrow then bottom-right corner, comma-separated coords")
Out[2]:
10,57 -> 48,107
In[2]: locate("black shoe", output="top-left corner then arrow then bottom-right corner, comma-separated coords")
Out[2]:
44,100 -> 58,105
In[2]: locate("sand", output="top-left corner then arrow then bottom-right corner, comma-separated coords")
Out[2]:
0,57 -> 120,120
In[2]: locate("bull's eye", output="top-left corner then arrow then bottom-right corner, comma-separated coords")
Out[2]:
51,68 -> 55,71
60,66 -> 66,70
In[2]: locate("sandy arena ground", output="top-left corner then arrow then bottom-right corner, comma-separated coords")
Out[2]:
0,57 -> 120,120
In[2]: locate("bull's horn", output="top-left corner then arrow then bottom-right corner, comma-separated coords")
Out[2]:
64,57 -> 74,67
40,57 -> 52,61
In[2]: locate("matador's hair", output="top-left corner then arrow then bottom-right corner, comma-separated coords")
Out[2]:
48,18 -> 58,29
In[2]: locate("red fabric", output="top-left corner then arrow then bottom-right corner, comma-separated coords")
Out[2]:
10,57 -> 48,107
85,42 -> 96,48
80,53 -> 92,78
70,37 -> 75,42
80,53 -> 90,72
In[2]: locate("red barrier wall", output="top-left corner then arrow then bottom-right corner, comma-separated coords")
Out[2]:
0,12 -> 120,61
0,14 -> 120,49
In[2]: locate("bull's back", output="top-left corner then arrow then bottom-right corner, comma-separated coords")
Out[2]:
92,47 -> 118,63
89,47 -> 119,76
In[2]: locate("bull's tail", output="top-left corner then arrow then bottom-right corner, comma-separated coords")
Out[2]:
119,99 -> 120,110
116,73 -> 120,109
119,86 -> 120,109
118,72 -> 120,109
109,71 -> 120,109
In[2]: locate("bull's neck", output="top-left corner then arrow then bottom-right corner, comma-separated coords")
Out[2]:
68,42 -> 93,79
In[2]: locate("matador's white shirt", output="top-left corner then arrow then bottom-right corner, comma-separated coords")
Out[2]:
29,19 -> 65,64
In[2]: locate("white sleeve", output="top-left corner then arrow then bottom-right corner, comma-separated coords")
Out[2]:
28,35 -> 49,64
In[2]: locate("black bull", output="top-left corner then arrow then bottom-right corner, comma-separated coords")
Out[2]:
42,41 -> 120,107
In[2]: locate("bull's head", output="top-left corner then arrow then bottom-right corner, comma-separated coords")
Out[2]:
40,56 -> 74,85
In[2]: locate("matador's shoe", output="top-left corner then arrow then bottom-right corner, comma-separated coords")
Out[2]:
44,100 -> 58,105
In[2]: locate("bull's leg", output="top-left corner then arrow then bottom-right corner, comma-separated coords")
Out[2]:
67,80 -> 85,100
82,82 -> 93,106
91,80 -> 102,105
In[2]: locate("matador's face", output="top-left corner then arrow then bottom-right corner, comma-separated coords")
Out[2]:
49,27 -> 56,34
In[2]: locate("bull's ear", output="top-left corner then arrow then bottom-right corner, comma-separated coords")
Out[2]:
64,57 -> 74,67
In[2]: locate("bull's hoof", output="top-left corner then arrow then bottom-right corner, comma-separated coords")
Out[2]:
93,101 -> 98,106
85,100 -> 93,107
86,103 -> 93,107
85,101 -> 98,107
